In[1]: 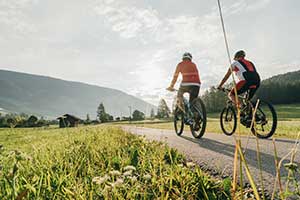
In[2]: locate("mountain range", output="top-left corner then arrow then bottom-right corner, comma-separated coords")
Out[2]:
0,70 -> 156,119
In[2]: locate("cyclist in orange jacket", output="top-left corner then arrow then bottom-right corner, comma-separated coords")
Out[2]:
167,52 -> 201,112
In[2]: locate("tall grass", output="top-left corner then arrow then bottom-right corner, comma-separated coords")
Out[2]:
0,126 -> 230,199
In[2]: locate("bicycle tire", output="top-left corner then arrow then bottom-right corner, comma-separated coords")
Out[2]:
220,106 -> 237,136
251,100 -> 277,139
190,98 -> 207,139
174,108 -> 184,136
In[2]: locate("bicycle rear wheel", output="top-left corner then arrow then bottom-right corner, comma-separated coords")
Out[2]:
220,106 -> 237,136
174,108 -> 184,136
251,100 -> 277,139
190,98 -> 207,138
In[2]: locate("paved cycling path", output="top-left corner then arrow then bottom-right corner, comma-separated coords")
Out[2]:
122,126 -> 299,194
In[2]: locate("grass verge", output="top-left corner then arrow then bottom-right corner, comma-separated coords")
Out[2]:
0,126 -> 230,199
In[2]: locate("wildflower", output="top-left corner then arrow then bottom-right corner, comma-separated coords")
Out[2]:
143,174 -> 151,181
123,170 -> 132,177
111,178 -> 124,188
186,162 -> 195,168
109,170 -> 121,176
92,175 -> 110,185
129,176 -> 137,183
102,185 -> 111,193
177,164 -> 184,167
124,165 -> 136,171
115,178 -> 124,186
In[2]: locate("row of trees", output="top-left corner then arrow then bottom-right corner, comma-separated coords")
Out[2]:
256,70 -> 300,104
0,113 -> 51,128
256,82 -> 300,104
94,99 -> 171,123
201,87 -> 227,113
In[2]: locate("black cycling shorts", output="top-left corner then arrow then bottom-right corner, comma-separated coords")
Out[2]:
177,85 -> 200,103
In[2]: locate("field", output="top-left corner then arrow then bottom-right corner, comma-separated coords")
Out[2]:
0,126 -> 230,199
126,104 -> 300,139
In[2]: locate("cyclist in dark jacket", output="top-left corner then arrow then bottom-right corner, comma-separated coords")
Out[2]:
218,50 -> 261,106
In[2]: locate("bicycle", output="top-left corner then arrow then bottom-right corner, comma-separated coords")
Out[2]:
170,89 -> 207,138
219,88 -> 277,139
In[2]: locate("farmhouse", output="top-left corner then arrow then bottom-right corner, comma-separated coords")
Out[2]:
57,114 -> 81,128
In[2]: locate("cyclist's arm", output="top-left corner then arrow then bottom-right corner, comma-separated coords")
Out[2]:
169,64 -> 180,88
218,68 -> 231,88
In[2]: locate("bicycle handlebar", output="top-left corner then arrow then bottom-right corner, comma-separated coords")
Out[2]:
166,88 -> 178,92
218,87 -> 231,93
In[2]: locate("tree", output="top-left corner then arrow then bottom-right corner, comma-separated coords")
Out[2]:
202,86 -> 226,113
107,114 -> 114,121
97,102 -> 108,122
150,108 -> 155,119
132,110 -> 145,121
97,103 -> 112,123
86,114 -> 90,122
6,118 -> 16,128
157,99 -> 170,119
27,115 -> 38,127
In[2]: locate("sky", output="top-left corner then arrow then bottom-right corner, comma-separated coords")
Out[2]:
0,0 -> 300,106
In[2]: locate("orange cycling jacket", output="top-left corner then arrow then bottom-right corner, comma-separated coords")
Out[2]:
170,60 -> 201,87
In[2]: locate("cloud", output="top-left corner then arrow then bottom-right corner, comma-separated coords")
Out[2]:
0,0 -> 38,38
0,0 -> 298,107
94,0 -> 223,48
94,1 -> 161,39
221,0 -> 272,15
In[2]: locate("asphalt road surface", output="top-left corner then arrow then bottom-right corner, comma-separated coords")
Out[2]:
122,126 -> 300,195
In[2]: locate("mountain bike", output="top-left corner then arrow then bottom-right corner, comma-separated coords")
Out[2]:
171,89 -> 207,138
219,88 -> 277,139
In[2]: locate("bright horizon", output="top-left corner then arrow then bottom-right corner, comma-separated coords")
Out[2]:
1,0 -> 300,106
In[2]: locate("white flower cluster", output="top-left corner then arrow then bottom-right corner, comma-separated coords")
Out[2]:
92,164 -> 153,190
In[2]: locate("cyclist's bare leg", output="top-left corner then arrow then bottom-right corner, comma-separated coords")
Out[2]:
228,91 -> 241,108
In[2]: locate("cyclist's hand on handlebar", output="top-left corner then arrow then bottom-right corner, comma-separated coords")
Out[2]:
166,86 -> 175,92
217,85 -> 224,91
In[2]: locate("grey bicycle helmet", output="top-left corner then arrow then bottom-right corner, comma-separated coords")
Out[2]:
182,52 -> 192,60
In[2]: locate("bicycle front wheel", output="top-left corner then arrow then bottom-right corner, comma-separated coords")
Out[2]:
220,106 -> 237,136
190,98 -> 207,139
251,100 -> 277,139
174,108 -> 184,136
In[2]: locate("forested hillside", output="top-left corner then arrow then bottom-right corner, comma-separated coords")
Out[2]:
202,70 -> 300,113
256,70 -> 300,104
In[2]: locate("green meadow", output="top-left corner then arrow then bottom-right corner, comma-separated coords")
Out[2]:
125,104 -> 300,139
0,126 -> 230,199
